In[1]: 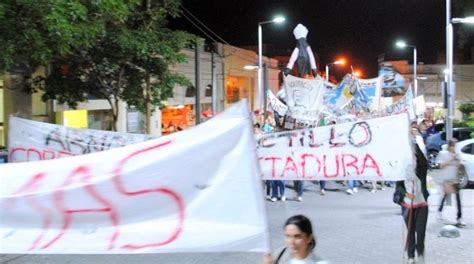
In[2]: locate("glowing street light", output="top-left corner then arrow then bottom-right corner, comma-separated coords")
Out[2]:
451,16 -> 474,24
349,65 -> 362,78
395,40 -> 417,98
353,69 -> 362,78
258,15 -> 285,110
445,0 -> 474,141
243,65 -> 259,70
325,58 -> 346,82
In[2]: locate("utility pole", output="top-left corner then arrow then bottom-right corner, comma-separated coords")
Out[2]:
195,40 -> 201,125
211,42 -> 217,116
263,63 -> 268,120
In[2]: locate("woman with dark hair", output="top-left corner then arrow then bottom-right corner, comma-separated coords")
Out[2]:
396,142 -> 429,264
263,215 -> 328,264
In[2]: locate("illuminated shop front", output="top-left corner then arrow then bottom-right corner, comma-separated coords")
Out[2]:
161,103 -> 212,135
225,75 -> 255,110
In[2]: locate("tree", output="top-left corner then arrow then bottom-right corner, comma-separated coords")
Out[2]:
0,0 -> 120,73
1,0 -> 195,132
458,102 -> 474,116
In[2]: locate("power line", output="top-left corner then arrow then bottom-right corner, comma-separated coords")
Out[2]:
178,4 -> 263,65
181,5 -> 229,45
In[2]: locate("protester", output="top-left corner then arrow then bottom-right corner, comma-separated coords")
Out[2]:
417,119 -> 429,136
262,215 -> 328,264
423,120 -> 437,143
370,180 -> 386,193
319,181 -> 326,195
294,181 -> 304,202
254,123 -> 262,135
346,180 -> 358,195
270,181 -> 286,202
262,116 -> 275,133
281,24 -> 317,200
396,141 -> 429,264
437,140 -> 466,226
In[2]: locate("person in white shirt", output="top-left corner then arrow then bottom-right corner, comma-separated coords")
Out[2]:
437,140 -> 466,226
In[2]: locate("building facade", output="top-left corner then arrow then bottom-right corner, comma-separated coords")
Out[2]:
222,44 -> 280,113
389,60 -> 474,120
0,42 -> 281,147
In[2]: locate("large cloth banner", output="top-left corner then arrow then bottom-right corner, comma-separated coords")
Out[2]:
381,86 -> 416,120
284,75 -> 325,126
344,77 -> 381,113
8,117 -> 156,162
0,101 -> 269,253
257,113 -> 413,180
379,65 -> 406,97
266,89 -> 288,117
324,75 -> 380,114
323,74 -> 355,111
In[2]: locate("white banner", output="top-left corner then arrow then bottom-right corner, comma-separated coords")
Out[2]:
266,89 -> 288,117
354,77 -> 381,112
257,113 -> 413,181
381,86 -> 416,120
284,75 -> 325,123
0,101 -> 269,253
379,65 -> 406,97
414,95 -> 426,116
8,117 -> 156,162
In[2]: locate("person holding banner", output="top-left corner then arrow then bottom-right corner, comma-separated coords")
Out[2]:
262,215 -> 328,264
262,118 -> 286,202
396,142 -> 429,264
281,23 -> 320,202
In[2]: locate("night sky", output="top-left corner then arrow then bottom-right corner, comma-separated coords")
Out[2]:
171,0 -> 472,79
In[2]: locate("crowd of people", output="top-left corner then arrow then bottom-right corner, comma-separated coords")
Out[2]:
255,115 -> 467,264
254,110 -> 394,203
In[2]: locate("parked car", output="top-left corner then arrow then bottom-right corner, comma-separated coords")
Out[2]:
425,127 -> 474,167
455,139 -> 474,188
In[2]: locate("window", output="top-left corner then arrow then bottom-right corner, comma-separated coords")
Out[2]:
205,84 -> 212,97
461,144 -> 473,154
185,85 -> 196,97
459,130 -> 474,141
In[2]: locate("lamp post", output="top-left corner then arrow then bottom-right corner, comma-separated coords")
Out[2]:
325,59 -> 345,82
258,15 -> 285,111
446,0 -> 474,141
395,41 -> 417,98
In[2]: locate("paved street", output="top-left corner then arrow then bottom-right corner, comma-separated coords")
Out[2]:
1,178 -> 473,264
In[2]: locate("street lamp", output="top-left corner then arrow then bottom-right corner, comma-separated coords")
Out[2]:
258,15 -> 285,111
446,0 -> 474,141
451,16 -> 474,24
243,65 -> 259,70
395,40 -> 418,98
353,69 -> 362,78
325,59 -> 345,82
349,65 -> 362,78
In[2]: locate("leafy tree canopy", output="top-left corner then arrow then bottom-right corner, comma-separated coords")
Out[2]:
458,102 -> 474,116
0,0 -> 196,131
